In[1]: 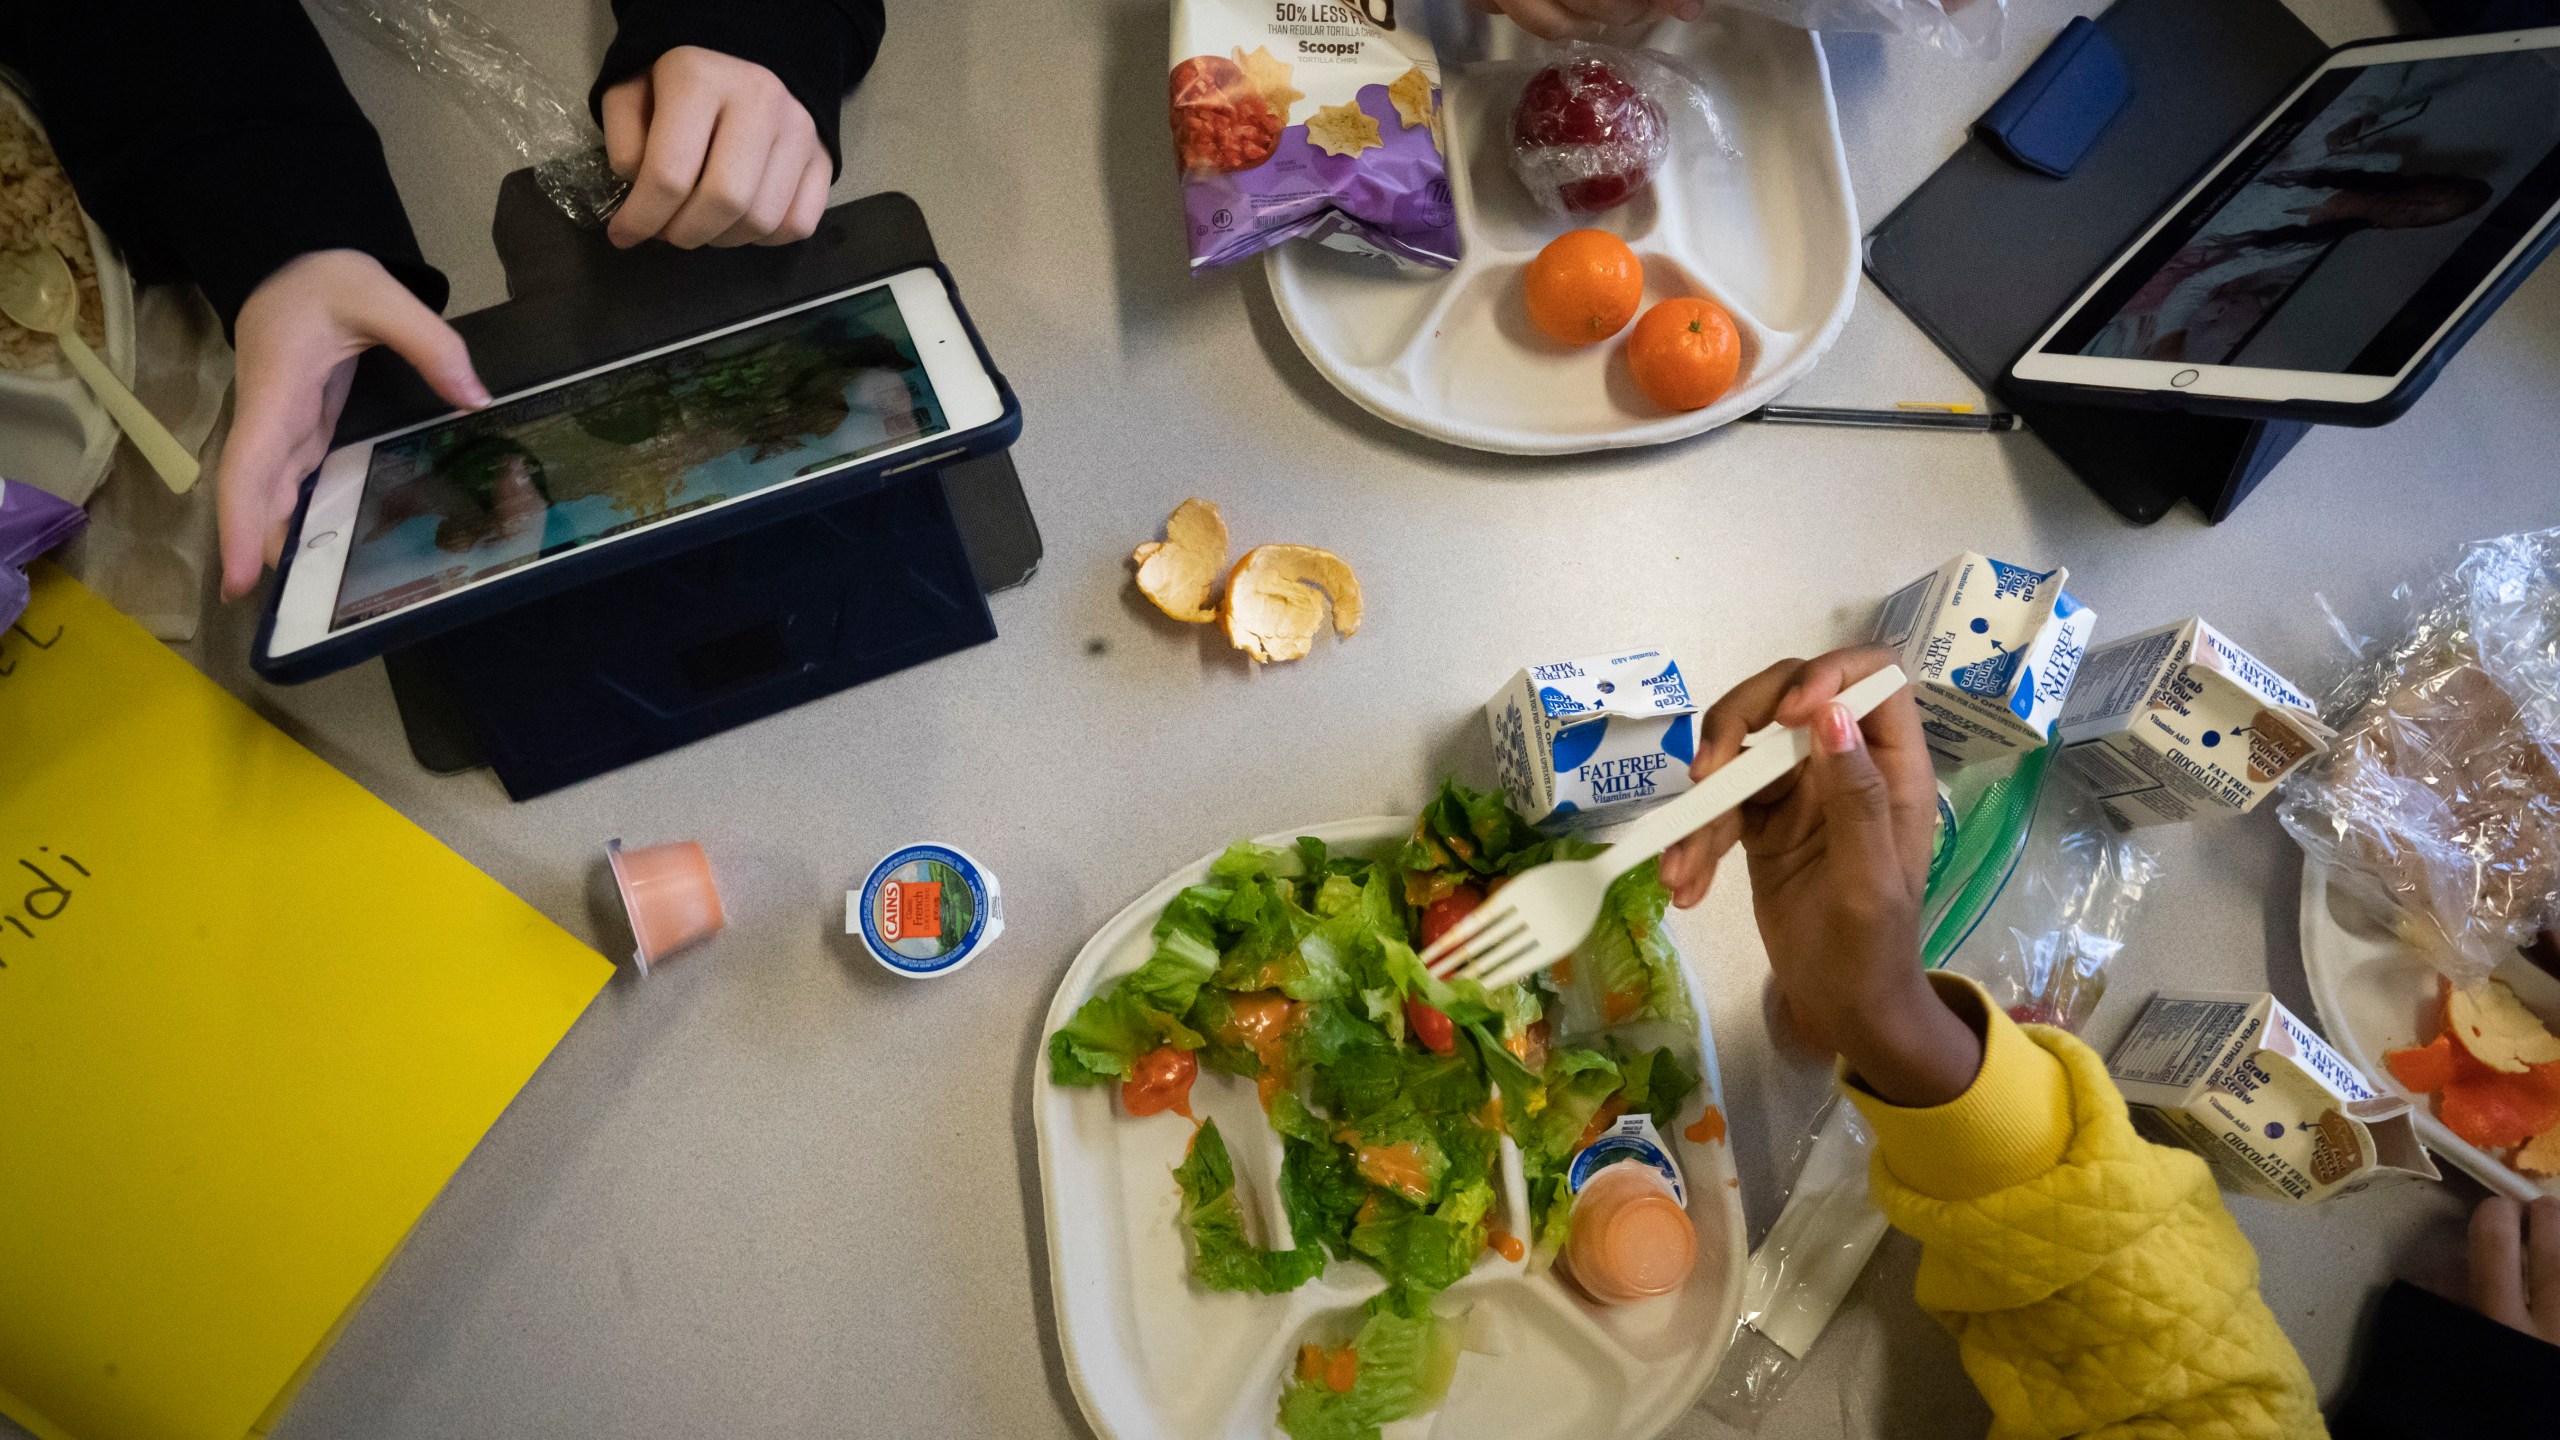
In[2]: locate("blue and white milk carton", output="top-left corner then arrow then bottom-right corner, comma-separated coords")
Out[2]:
1487,647 -> 1700,830
1872,554 -> 2096,769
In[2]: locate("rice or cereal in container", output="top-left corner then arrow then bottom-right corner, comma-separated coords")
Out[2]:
0,99 -> 106,371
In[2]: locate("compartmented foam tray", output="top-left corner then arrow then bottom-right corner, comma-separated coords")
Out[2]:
1035,818 -> 1746,1439
1266,13 -> 1857,455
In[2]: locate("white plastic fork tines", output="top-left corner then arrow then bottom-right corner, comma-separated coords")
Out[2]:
1421,666 -> 1909,990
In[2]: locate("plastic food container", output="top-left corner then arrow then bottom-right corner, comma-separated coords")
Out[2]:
606,838 -> 725,974
851,843 -> 1003,978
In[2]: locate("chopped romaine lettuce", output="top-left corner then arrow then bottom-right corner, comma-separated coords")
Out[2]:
1175,1119 -> 1326,1294
1276,1304 -> 1459,1440
1048,783 -> 1709,1428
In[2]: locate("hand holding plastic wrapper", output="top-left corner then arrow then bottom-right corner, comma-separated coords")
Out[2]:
310,0 -> 627,226
2281,527 -> 2560,990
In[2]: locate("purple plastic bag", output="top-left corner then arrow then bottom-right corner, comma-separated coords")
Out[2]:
0,480 -> 88,631
1171,0 -> 1458,272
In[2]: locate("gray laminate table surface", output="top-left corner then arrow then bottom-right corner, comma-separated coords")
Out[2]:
29,0 -> 2560,1435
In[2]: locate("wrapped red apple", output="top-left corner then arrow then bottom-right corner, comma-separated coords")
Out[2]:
1509,44 -> 1727,218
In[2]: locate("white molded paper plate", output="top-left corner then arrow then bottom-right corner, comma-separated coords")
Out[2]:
1266,14 -> 1857,456
2297,861 -> 2560,1201
1035,818 -> 1746,1440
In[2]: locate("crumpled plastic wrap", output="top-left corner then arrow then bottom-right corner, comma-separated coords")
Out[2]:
1508,42 -> 1733,219
1959,779 -> 2162,1032
1712,0 -> 2007,58
311,0 -> 627,226
2280,526 -> 2560,990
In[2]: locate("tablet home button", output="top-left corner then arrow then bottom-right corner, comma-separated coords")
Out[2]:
2170,369 -> 2200,388
305,530 -> 338,550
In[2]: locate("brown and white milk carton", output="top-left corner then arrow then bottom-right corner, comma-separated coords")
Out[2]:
2055,618 -> 2333,828
2108,991 -> 2438,1205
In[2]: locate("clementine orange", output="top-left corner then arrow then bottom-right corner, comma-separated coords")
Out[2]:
1627,296 -> 1741,410
1522,229 -> 1643,345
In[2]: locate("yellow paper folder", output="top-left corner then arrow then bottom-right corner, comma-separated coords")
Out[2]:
0,565 -> 613,1440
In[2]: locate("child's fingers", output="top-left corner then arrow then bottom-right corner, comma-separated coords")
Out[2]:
1698,658 -> 1812,812
1808,702 -> 1906,897
2529,1196 -> 2560,1342
2472,1197 -> 2535,1334
1771,644 -> 1900,727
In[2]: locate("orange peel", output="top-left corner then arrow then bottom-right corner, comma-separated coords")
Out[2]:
1132,498 -> 1229,623
2447,979 -> 2560,1074
1218,543 -> 1362,663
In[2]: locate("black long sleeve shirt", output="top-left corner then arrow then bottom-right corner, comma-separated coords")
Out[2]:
0,0 -> 885,334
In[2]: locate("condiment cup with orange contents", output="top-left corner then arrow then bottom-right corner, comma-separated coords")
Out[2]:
607,838 -> 726,975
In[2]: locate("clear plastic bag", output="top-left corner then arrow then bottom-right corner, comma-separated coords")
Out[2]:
310,0 -> 627,226
1957,778 -> 2162,1033
1508,41 -> 1734,219
1702,1096 -> 1886,1428
1711,0 -> 2008,58
2280,526 -> 2560,990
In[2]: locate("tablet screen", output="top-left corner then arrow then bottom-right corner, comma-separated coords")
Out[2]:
332,285 -> 948,630
2041,48 -> 2560,374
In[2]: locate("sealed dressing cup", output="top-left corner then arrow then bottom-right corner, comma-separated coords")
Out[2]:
1560,1115 -> 1699,1304
607,838 -> 725,974
851,843 -> 1002,978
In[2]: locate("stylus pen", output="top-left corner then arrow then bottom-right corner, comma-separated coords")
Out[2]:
1745,405 -> 2025,432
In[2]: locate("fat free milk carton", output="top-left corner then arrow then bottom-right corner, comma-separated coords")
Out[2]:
2055,618 -> 2333,828
2108,991 -> 2438,1205
1488,648 -> 1700,830
1872,554 -> 2096,768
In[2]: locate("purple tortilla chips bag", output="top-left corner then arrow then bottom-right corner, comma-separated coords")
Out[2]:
0,480 -> 87,631
1171,0 -> 1459,272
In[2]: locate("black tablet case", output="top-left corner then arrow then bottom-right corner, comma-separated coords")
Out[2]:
350,178 -> 1041,798
1865,0 -> 2332,523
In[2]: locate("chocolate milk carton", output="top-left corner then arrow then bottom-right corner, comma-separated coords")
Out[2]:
2056,619 -> 2333,828
1487,648 -> 1700,830
2109,991 -> 2438,1204
1872,554 -> 2095,768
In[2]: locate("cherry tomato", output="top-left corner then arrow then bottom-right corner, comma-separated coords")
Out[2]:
1121,1045 -> 1198,1118
1419,886 -> 1484,947
1405,998 -> 1457,1055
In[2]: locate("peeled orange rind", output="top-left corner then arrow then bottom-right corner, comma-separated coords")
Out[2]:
1219,544 -> 1362,663
2448,979 -> 2560,1075
1133,498 -> 1229,623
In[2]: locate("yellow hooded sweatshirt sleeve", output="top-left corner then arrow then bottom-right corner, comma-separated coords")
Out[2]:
1839,974 -> 2327,1440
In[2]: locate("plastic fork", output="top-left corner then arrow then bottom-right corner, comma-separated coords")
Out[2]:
1423,665 -> 1909,990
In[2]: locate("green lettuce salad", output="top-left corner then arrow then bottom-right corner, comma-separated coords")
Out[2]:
1048,782 -> 1702,1439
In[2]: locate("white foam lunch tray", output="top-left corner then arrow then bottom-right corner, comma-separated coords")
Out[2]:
2298,860 -> 2560,1201
0,80 -> 137,502
1266,12 -> 1857,455
1035,817 -> 1746,1440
